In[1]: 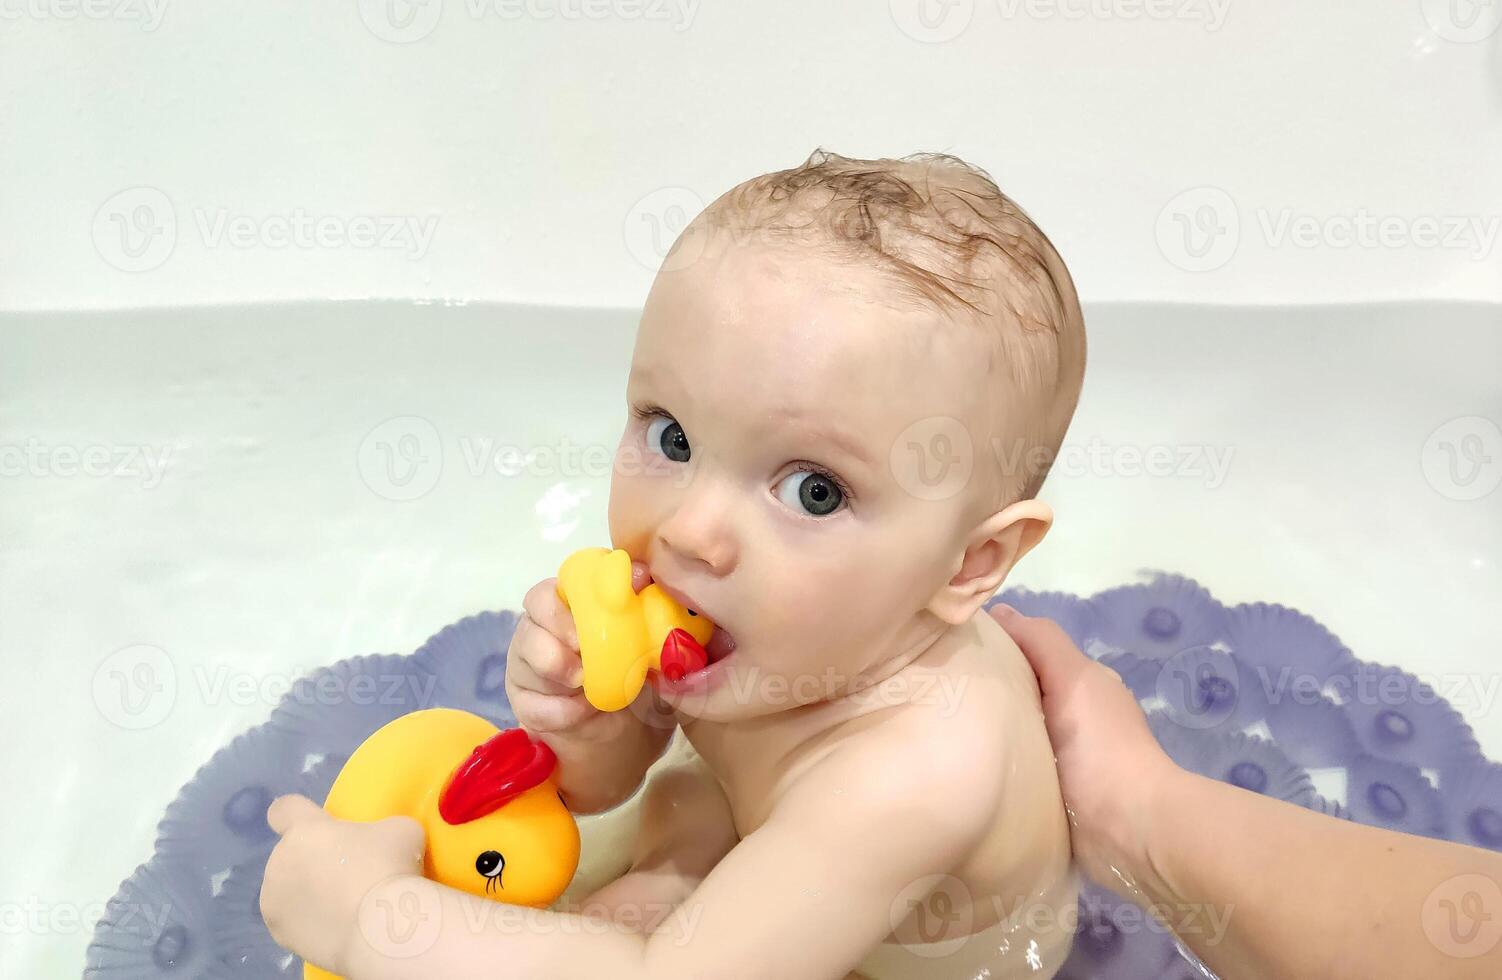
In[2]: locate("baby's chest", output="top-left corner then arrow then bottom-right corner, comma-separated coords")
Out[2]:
689,731 -> 840,839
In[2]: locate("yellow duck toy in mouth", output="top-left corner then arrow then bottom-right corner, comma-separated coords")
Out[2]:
304,709 -> 580,980
556,547 -> 717,712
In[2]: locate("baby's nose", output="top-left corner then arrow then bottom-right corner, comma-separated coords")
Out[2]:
657,487 -> 738,574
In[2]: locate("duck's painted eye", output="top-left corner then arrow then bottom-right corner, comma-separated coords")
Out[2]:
775,470 -> 844,517
646,416 -> 691,463
476,850 -> 505,880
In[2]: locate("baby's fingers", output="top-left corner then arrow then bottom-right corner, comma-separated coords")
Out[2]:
266,794 -> 328,836
508,688 -> 596,733
513,615 -> 584,689
523,577 -> 578,649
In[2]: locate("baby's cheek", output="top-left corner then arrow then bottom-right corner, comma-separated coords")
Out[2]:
607,470 -> 655,551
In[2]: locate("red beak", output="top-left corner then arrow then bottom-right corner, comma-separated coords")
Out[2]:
659,628 -> 708,681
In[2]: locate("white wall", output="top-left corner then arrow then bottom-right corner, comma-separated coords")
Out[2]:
2,0 -> 1500,312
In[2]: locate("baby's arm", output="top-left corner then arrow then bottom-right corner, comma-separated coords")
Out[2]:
579,744 -> 739,933
342,729 -> 996,980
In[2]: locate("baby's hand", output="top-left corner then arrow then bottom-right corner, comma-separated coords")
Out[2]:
259,795 -> 425,975
504,563 -> 653,739
989,604 -> 1179,891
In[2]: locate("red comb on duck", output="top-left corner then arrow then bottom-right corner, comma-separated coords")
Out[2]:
659,628 -> 708,681
439,728 -> 557,825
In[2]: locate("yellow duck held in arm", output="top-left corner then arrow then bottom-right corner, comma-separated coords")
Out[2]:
555,547 -> 717,712
304,708 -> 580,980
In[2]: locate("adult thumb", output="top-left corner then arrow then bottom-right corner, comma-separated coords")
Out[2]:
988,604 -> 1090,696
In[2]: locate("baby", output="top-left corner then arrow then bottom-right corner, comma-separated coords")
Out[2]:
262,150 -> 1087,980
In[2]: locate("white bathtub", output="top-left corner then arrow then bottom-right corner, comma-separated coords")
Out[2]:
1,299 -> 1498,976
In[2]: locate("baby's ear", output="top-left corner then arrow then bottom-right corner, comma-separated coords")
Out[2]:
925,500 -> 1052,626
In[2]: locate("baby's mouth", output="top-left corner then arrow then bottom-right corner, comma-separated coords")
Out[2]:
704,625 -> 736,664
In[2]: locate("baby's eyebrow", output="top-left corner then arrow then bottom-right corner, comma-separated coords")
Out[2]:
791,423 -> 874,467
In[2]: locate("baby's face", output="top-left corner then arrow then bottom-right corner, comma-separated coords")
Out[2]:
608,232 -> 1000,722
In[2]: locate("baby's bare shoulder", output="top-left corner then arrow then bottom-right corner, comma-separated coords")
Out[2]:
800,658 -> 1020,833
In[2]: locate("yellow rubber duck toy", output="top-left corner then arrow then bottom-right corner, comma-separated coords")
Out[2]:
305,708 -> 580,980
555,547 -> 717,712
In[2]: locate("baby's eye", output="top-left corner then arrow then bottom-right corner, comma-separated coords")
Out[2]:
646,416 -> 691,463
775,470 -> 845,517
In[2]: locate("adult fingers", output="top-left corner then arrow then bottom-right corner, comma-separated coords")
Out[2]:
988,604 -> 1092,696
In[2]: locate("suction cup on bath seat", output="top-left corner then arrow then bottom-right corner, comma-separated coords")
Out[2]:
1091,574 -> 1228,660
1223,602 -> 1356,684
411,610 -> 519,727
84,856 -> 214,979
155,726 -> 307,876
1263,694 -> 1363,769
208,850 -> 295,977
1149,717 -> 1316,807
1056,883 -> 1179,979
268,652 -> 438,762
988,589 -> 1100,649
1337,663 -> 1480,771
1153,647 -> 1267,734
1439,760 -> 1502,851
1345,754 -> 1445,837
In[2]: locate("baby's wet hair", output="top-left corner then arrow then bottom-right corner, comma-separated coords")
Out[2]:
702,149 -> 1087,503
